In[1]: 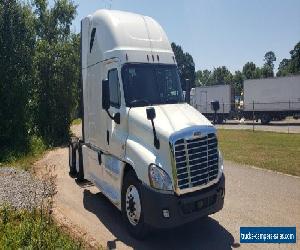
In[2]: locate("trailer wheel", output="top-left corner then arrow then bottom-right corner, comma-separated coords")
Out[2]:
121,170 -> 149,239
217,115 -> 224,124
69,138 -> 78,178
261,114 -> 271,125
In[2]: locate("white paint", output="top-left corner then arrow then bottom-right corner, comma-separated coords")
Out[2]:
192,85 -> 233,114
80,10 -> 222,211
244,75 -> 300,112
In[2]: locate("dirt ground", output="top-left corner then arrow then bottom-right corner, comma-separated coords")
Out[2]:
33,124 -> 300,249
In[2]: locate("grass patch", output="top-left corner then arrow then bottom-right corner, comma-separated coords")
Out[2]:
217,129 -> 300,176
0,136 -> 48,170
0,206 -> 81,249
71,118 -> 82,126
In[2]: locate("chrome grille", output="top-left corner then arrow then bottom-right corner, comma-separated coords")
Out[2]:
174,133 -> 219,189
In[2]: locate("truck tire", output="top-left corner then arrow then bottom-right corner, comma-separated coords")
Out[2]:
69,138 -> 78,178
261,114 -> 271,125
76,140 -> 85,183
217,115 -> 224,124
121,170 -> 149,239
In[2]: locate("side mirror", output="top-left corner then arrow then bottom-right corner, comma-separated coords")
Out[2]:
211,100 -> 220,112
102,79 -> 110,110
146,107 -> 156,120
146,107 -> 159,149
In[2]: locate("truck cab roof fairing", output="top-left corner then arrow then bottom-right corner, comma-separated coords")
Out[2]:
84,9 -> 175,65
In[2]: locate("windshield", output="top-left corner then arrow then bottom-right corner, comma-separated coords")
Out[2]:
122,64 -> 184,107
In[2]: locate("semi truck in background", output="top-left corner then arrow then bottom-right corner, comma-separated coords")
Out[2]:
243,75 -> 300,124
191,75 -> 300,125
191,85 -> 235,124
69,10 -> 225,239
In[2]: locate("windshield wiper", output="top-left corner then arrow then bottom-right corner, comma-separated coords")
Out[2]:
128,99 -> 151,107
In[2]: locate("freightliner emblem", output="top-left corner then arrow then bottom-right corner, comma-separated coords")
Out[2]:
193,131 -> 202,137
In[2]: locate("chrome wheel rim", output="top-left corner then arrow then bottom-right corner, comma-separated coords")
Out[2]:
125,185 -> 141,226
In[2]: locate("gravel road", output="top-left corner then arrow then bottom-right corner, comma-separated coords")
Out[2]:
32,124 -> 300,250
0,167 -> 53,209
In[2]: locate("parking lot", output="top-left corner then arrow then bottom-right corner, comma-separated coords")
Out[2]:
216,119 -> 300,133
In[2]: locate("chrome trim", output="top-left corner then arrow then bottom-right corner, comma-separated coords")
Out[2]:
169,141 -> 178,190
169,125 -> 219,195
169,125 -> 216,143
184,137 -> 192,187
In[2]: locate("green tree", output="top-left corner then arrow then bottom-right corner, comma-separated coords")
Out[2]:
261,51 -> 276,78
0,0 -> 36,157
0,0 -> 81,160
242,62 -> 260,79
171,42 -> 195,90
276,58 -> 291,77
196,67 -> 244,95
232,70 -> 244,95
289,41 -> 300,74
260,65 -> 273,78
264,51 -> 276,68
33,0 -> 79,145
195,70 -> 212,86
210,66 -> 233,85
276,42 -> 300,76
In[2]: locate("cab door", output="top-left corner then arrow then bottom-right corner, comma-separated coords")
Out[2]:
104,60 -> 127,159
101,61 -> 128,204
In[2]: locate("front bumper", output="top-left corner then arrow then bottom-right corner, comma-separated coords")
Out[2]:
140,174 -> 225,229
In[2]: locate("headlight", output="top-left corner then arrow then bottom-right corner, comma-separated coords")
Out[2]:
148,164 -> 173,191
218,150 -> 224,173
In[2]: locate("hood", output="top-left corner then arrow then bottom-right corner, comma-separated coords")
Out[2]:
128,103 -> 213,145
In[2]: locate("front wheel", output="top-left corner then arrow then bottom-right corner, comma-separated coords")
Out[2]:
121,170 -> 149,239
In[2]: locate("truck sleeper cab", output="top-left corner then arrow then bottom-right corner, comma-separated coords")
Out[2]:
69,9 -> 225,239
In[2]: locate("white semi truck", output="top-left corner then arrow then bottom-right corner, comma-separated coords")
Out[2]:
191,85 -> 234,123
69,9 -> 225,238
243,76 -> 300,124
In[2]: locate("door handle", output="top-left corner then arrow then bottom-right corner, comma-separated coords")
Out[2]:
106,130 -> 109,145
98,151 -> 102,165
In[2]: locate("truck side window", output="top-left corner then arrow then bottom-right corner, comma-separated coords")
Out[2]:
90,28 -> 96,53
108,69 -> 121,108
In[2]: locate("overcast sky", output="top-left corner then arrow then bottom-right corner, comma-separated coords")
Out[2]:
50,0 -> 300,73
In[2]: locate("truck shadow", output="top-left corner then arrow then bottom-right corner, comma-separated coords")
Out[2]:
83,189 -> 238,250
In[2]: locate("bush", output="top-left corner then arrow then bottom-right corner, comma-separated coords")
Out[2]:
0,135 -> 47,170
0,0 -> 36,154
0,0 -> 80,158
0,206 -> 82,249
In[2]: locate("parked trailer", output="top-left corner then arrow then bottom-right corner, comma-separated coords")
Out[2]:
243,75 -> 300,124
191,85 -> 234,123
68,10 -> 225,239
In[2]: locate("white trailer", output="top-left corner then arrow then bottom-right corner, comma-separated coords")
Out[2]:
243,75 -> 300,124
68,10 -> 225,239
192,85 -> 234,123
